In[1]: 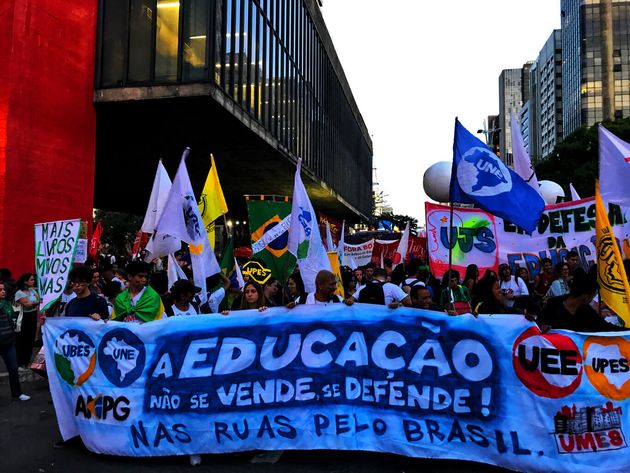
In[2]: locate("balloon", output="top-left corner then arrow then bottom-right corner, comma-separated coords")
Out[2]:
423,161 -> 452,203
538,180 -> 565,205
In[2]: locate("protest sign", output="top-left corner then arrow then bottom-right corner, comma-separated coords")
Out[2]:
371,236 -> 427,266
74,239 -> 88,264
44,306 -> 630,472
34,219 -> 81,311
426,199 -> 630,279
342,240 -> 374,267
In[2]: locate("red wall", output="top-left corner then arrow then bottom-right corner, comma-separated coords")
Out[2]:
0,0 -> 97,275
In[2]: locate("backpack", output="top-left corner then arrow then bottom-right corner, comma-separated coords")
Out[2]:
298,293 -> 341,304
358,281 -> 386,305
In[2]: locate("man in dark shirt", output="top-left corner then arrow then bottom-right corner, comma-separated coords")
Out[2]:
410,285 -> 442,312
63,266 -> 109,321
538,272 -> 627,333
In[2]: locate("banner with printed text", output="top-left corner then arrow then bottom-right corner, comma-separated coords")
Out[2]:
426,199 -> 630,279
371,237 -> 427,266
35,219 -> 81,311
44,306 -> 630,472
342,239 -> 375,267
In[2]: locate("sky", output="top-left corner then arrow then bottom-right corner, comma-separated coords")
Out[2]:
320,0 -> 561,224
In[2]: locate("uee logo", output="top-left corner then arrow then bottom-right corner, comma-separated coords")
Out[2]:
512,327 -> 583,398
75,394 -> 131,421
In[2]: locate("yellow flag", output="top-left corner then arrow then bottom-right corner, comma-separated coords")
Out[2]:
198,154 -> 228,230
328,251 -> 345,298
595,181 -> 630,326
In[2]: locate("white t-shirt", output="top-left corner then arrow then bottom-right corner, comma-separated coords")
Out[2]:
499,276 -> 529,308
302,293 -> 342,305
401,278 -> 425,288
171,303 -> 199,317
354,280 -> 409,306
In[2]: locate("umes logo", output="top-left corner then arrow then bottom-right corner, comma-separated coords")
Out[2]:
54,330 -> 97,387
98,328 -> 146,387
457,147 -> 513,197
512,327 -> 583,398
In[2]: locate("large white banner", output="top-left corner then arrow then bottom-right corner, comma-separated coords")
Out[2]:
44,306 -> 630,472
35,219 -> 81,310
426,198 -> 630,278
342,239 -> 374,267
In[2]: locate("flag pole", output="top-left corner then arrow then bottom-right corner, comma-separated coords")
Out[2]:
447,199 -> 455,307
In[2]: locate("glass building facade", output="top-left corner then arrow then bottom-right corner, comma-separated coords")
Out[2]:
95,0 -> 372,217
561,0 -> 630,137
499,68 -> 523,168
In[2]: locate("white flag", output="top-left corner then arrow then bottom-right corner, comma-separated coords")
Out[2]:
141,160 -> 172,233
234,257 -> 245,290
599,125 -> 630,207
510,111 -> 540,192
287,159 -> 332,293
153,149 -> 220,302
393,222 -> 410,268
337,220 -> 345,267
569,183 -> 581,201
167,253 -> 187,290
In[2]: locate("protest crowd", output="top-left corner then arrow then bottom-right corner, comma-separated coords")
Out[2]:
2,123 -> 630,471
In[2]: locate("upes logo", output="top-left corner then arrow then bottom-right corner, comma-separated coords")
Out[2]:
54,330 -> 97,387
584,336 -> 630,400
242,260 -> 272,285
75,394 -> 130,421
512,327 -> 583,398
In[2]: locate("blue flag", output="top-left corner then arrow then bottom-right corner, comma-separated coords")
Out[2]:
449,119 -> 544,233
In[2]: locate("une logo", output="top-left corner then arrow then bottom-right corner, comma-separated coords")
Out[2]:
457,147 -> 513,197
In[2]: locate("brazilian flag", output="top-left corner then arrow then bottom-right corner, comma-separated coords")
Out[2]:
246,199 -> 296,285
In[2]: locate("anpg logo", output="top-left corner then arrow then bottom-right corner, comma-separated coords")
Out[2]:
54,330 -> 97,387
98,328 -> 146,387
457,147 -> 513,197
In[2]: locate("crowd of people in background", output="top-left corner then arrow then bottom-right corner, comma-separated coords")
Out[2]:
0,248 -> 628,405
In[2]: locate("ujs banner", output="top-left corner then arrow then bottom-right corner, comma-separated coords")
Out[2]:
35,219 -> 81,310
45,306 -> 630,472
426,199 -> 630,279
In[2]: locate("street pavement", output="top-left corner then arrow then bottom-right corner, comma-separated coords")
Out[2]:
0,378 -> 509,473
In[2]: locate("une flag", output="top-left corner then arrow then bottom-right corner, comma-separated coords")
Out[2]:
287,158 -> 332,293
510,111 -> 540,192
599,125 -> 630,207
450,119 -> 545,234
595,182 -> 630,326
154,149 -> 220,302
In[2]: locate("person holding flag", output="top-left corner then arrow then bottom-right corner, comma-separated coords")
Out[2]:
110,261 -> 165,323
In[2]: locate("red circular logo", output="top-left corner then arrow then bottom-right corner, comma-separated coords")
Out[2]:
512,326 -> 583,398
392,252 -> 402,265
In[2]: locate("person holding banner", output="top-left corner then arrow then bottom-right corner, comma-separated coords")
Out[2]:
110,261 -> 165,323
439,270 -> 471,315
14,273 -> 40,367
63,266 -> 109,321
227,281 -> 268,312
288,270 -> 351,306
533,258 -> 554,301
284,273 -> 305,303
166,280 -> 201,317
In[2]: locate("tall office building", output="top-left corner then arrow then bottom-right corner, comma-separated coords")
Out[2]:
561,0 -> 630,137
499,68 -> 523,167
528,29 -> 563,160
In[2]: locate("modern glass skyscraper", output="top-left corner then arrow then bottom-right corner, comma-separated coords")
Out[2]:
499,68 -> 523,167
561,0 -> 630,137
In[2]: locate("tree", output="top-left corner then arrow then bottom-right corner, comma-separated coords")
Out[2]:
93,209 -> 143,256
535,117 -> 630,197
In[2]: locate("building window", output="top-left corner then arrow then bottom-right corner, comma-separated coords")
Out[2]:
183,0 -> 210,81
100,0 -> 128,87
128,0 -> 154,83
155,0 -> 181,82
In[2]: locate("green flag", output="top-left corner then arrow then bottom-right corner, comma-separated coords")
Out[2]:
246,199 -> 296,285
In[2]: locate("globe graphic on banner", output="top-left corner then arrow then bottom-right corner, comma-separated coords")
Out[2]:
457,147 -> 513,197
54,329 -> 97,387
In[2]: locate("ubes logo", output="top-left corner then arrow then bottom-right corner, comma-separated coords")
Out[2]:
75,394 -> 131,421
54,330 -> 97,387
584,336 -> 630,400
98,328 -> 146,388
512,327 -> 583,398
